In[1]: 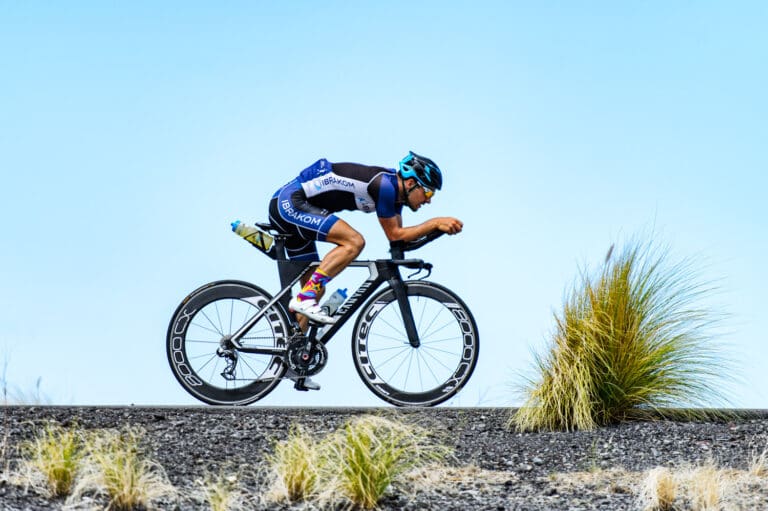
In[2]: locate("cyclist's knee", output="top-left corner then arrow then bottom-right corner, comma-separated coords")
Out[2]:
341,232 -> 365,258
328,221 -> 365,257
351,232 -> 365,254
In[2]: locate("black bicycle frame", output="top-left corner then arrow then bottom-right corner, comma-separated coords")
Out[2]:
227,233 -> 425,354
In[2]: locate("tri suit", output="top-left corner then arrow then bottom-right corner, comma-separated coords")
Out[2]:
269,158 -> 403,260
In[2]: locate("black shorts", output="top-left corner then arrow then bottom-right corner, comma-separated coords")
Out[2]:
268,180 -> 340,261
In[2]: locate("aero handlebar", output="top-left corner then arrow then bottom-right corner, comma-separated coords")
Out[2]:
389,230 -> 445,259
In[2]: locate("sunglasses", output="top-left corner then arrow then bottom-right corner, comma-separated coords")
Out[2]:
421,185 -> 435,199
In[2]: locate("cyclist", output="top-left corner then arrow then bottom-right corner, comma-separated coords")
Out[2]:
269,151 -> 463,326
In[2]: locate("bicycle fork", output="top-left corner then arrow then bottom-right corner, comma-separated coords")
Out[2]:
389,277 -> 421,348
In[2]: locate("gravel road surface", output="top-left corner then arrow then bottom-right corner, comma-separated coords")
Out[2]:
2,407 -> 767,510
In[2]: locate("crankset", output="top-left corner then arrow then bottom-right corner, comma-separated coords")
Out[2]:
285,335 -> 328,377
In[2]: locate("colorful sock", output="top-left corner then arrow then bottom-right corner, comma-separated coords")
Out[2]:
296,269 -> 332,302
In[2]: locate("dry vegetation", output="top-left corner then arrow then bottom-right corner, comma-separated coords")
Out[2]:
514,239 -> 731,432
15,422 -> 84,498
9,424 -> 175,510
5,413 -> 766,510
266,415 -> 451,509
551,461 -> 768,511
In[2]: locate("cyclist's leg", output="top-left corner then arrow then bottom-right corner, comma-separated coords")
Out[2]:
268,186 -> 341,324
316,219 -> 365,276
288,220 -> 364,329
286,220 -> 366,329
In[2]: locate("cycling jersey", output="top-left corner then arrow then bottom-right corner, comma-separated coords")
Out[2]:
268,158 -> 403,260
296,158 -> 401,217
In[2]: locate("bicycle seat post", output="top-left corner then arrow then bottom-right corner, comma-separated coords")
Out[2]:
273,235 -> 288,262
268,231 -> 317,335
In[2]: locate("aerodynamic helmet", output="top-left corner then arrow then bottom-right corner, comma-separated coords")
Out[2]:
397,151 -> 443,191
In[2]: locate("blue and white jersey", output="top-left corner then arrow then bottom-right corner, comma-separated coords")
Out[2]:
296,158 -> 402,218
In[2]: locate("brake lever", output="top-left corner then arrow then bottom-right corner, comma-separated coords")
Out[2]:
407,263 -> 433,280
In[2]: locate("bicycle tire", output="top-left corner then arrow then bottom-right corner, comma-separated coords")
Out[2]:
351,281 -> 479,406
166,280 -> 290,405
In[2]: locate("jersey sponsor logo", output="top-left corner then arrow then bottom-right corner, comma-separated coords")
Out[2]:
310,174 -> 356,191
357,197 -> 376,213
281,199 -> 322,226
357,196 -> 374,212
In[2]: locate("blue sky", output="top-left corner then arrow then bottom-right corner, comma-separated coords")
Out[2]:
1,2 -> 766,407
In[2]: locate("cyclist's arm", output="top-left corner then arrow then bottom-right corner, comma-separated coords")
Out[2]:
378,215 -> 463,242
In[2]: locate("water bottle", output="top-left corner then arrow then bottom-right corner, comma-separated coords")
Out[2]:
321,288 -> 348,315
231,220 -> 273,252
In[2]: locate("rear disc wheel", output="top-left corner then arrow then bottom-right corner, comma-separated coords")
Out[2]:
166,280 -> 290,405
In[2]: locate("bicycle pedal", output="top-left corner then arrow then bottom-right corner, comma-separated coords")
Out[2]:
293,377 -> 321,391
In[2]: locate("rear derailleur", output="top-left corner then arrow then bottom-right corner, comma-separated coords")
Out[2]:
216,336 -> 238,381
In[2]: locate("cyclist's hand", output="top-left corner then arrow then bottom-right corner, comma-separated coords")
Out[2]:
434,217 -> 463,235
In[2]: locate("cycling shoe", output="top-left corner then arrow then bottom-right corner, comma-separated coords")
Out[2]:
289,297 -> 336,324
292,377 -> 321,391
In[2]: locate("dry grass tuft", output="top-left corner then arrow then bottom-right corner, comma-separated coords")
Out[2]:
319,415 -> 451,509
15,422 -> 85,498
554,460 -> 768,511
264,415 -> 452,510
196,467 -> 252,511
264,424 -> 320,503
513,238 -> 731,432
686,462 -> 724,511
637,466 -> 678,511
70,425 -> 176,510
749,443 -> 768,478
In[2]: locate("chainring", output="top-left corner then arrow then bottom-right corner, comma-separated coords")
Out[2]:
285,336 -> 328,377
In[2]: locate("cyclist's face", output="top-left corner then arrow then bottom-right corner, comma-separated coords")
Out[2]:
406,179 -> 433,211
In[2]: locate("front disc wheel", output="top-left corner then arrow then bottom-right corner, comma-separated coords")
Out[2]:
351,281 -> 479,406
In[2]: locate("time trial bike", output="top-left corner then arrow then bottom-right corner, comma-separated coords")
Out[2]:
166,222 -> 479,407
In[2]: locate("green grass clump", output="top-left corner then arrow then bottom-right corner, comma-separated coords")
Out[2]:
320,415 -> 450,509
265,415 -> 451,510
19,422 -> 85,497
72,425 -> 176,510
265,424 -> 320,502
513,238 -> 730,431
